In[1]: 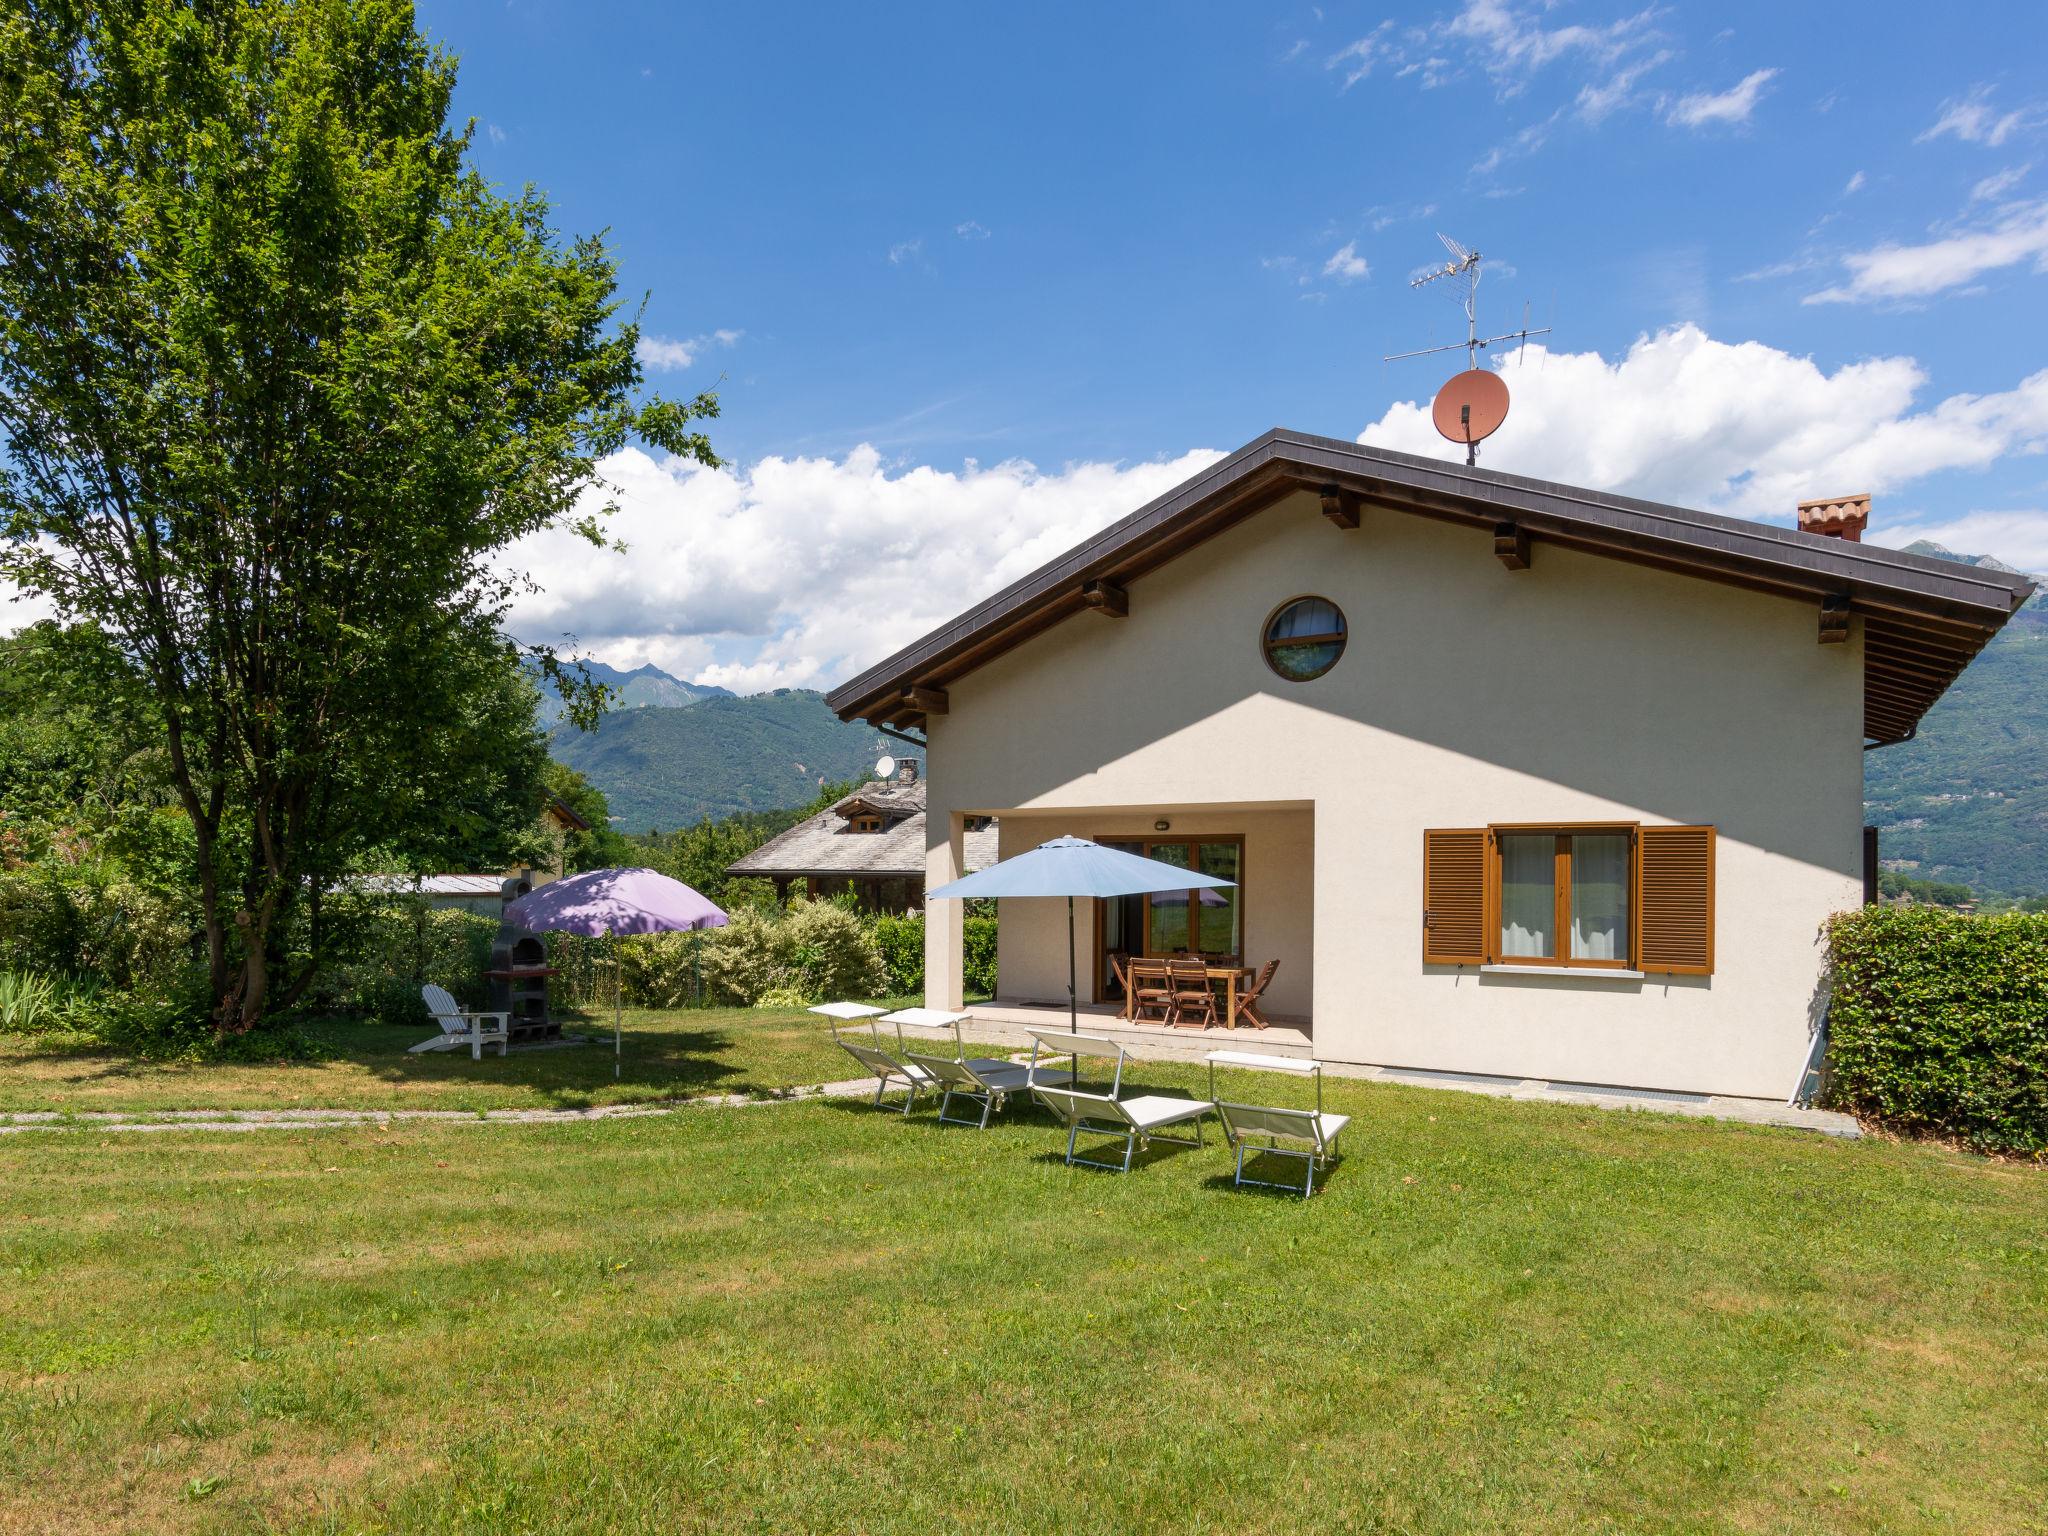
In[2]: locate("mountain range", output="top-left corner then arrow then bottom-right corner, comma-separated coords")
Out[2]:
1860,543 -> 2047,899
546,683 -> 888,832
532,658 -> 733,727
540,548 -> 2045,890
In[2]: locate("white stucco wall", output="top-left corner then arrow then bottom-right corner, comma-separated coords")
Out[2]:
924,488 -> 1864,1099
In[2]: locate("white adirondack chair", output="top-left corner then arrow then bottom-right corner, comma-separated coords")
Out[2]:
410,983 -> 510,1060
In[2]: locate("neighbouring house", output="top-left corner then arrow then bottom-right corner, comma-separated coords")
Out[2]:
346,796 -> 593,912
825,430 -> 2035,1100
725,759 -> 998,910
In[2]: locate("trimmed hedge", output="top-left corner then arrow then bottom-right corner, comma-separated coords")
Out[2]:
864,912 -> 998,999
1823,906 -> 2048,1156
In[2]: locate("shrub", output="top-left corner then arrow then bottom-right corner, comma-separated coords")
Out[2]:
0,865 -> 195,991
700,898 -> 885,1006
963,914 -> 997,997
617,932 -> 713,1009
1823,906 -> 2048,1156
871,913 -> 924,995
304,900 -> 497,1022
862,911 -> 997,999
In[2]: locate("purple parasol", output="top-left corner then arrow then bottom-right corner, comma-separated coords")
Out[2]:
505,867 -> 729,937
505,869 -> 728,1077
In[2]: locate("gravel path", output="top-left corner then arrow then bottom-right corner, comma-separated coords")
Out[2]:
0,1078 -> 886,1135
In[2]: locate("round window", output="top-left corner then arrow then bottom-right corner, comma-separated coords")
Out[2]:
1262,596 -> 1347,681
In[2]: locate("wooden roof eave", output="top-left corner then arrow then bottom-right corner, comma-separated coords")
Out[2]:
826,429 -> 2033,736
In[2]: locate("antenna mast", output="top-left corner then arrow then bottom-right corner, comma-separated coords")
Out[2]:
1383,233 -> 1552,465
1384,233 -> 1550,370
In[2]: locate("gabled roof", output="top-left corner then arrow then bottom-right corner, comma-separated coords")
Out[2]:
726,778 -> 998,882
825,429 -> 2036,745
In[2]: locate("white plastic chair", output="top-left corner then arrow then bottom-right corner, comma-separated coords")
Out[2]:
410,983 -> 509,1060
1206,1050 -> 1350,1197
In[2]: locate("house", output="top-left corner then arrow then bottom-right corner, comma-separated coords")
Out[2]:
344,796 -> 594,913
825,429 -> 2035,1100
725,760 -> 998,910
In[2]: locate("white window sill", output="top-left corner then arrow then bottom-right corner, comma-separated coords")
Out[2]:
1480,964 -> 1645,980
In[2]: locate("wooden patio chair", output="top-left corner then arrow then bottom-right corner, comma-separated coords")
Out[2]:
1107,951 -> 1134,1021
1232,959 -> 1280,1030
1128,958 -> 1176,1025
1167,956 -> 1218,1030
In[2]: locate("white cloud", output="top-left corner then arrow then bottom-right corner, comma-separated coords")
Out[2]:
1446,0 -> 1656,85
1664,67 -> 1778,129
500,445 -> 1227,690
1327,22 -> 1397,90
1472,109 -> 1561,176
954,220 -> 990,240
1574,48 -> 1672,124
485,123 -> 508,145
1971,164 -> 2030,202
1369,201 -> 1438,233
1868,509 -> 2048,573
1355,323 -> 2048,524
635,329 -> 743,372
1322,241 -> 1370,281
1844,169 -> 1867,195
1918,85 -> 2040,148
0,582 -> 59,636
1805,199 -> 2048,305
887,239 -> 923,266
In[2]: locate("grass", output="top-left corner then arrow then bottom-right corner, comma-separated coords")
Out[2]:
0,1007 -> 863,1116
1,1029 -> 2044,1534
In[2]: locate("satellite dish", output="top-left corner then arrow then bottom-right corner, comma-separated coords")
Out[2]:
874,755 -> 896,781
1432,369 -> 1510,462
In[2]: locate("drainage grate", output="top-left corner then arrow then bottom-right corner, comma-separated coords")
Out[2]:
1547,1081 -> 1709,1105
1382,1067 -> 1520,1088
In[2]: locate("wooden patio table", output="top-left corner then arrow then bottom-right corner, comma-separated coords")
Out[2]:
1121,962 -> 1253,1027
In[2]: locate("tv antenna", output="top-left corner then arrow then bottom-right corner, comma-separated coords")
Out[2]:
1382,233 -> 1551,465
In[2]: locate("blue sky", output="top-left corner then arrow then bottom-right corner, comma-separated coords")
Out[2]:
420,0 -> 2048,687
7,2 -> 2045,688
437,0 -> 2043,465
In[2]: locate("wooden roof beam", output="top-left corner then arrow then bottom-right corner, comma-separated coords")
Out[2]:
1318,484 -> 1361,530
1080,579 -> 1129,617
1819,594 -> 1851,644
1494,522 -> 1531,571
901,685 -> 948,717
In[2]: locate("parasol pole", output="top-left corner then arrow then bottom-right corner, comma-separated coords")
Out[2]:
612,929 -> 622,1081
1067,894 -> 1077,1036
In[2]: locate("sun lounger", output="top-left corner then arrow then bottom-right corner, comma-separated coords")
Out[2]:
1022,1028 -> 1211,1169
1206,1049 -> 1350,1196
810,1002 -> 936,1114
884,1009 -> 1037,1129
1024,1027 -> 1132,1097
1030,1084 -> 1214,1172
410,983 -> 509,1059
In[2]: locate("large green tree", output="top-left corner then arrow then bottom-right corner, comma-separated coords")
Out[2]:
0,0 -> 718,1028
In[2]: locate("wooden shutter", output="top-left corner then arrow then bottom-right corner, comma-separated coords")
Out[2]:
1635,825 -> 1715,975
1423,828 -> 1488,965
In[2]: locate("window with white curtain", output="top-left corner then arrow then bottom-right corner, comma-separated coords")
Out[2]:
1493,827 -> 1635,969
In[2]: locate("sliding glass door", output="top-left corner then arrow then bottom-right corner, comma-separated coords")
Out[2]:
1097,836 -> 1245,1000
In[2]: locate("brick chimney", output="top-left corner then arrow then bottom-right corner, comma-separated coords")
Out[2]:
897,757 -> 920,784
1797,492 -> 1870,543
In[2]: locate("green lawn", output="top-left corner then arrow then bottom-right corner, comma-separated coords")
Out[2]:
2,1039 -> 2044,1534
0,1007 -> 863,1116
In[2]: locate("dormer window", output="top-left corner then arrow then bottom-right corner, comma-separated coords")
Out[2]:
849,814 -> 884,834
